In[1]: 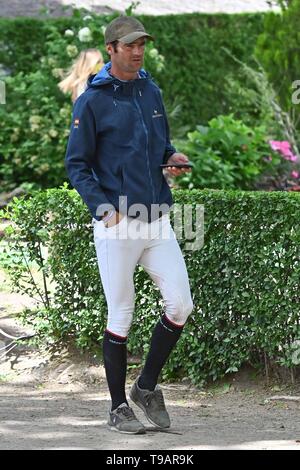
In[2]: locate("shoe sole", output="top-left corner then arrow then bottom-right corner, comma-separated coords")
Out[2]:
108,424 -> 146,435
129,392 -> 170,430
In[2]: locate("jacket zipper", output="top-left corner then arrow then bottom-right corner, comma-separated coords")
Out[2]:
119,165 -> 124,194
133,87 -> 156,204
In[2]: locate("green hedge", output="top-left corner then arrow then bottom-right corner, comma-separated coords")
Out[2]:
0,16 -> 85,74
140,13 -> 265,129
0,12 -> 265,130
1,187 -> 300,385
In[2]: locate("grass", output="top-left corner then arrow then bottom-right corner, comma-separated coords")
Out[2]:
0,372 -> 16,383
0,267 -> 11,294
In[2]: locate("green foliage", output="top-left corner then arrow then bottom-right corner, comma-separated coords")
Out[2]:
0,18 -> 48,75
1,187 -> 300,384
174,114 -> 281,190
221,50 -> 283,136
139,13 -> 265,130
0,12 -> 265,189
0,71 -> 72,190
0,184 -> 106,348
221,50 -> 300,188
0,11 -> 165,190
0,11 -> 164,190
255,1 -> 300,115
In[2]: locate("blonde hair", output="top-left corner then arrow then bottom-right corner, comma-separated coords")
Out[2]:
58,48 -> 104,102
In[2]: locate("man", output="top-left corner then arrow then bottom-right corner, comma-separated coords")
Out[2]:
65,16 -> 194,434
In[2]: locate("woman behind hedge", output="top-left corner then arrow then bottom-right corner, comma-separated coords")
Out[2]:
59,48 -> 104,102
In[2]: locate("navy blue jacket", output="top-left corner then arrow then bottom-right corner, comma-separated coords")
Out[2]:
65,62 -> 176,222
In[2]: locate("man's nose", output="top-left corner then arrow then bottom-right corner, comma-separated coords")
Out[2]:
132,45 -> 144,54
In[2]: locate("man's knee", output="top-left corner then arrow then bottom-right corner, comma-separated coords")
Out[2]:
166,296 -> 194,326
181,298 -> 194,323
107,309 -> 134,338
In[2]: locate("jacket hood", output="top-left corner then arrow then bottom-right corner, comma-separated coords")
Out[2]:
87,61 -> 149,88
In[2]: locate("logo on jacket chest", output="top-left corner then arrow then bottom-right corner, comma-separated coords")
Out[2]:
152,109 -> 163,119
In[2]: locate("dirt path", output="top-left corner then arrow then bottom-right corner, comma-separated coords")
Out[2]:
0,266 -> 300,450
1,314 -> 300,450
1,373 -> 300,450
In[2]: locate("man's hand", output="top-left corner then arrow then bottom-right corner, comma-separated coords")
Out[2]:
165,153 -> 192,177
104,210 -> 124,228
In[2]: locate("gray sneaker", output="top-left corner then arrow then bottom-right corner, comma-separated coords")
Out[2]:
129,377 -> 171,429
108,403 -> 146,434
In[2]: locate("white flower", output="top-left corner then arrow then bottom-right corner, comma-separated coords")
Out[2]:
78,27 -> 92,43
29,115 -> 42,132
11,130 -> 19,142
83,15 -> 92,21
52,68 -> 63,79
64,29 -> 74,37
47,57 -> 56,67
37,163 -> 50,175
100,25 -> 106,36
49,129 -> 58,138
59,107 -> 70,118
66,45 -> 78,58
149,48 -> 159,59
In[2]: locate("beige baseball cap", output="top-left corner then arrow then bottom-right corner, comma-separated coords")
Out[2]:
105,16 -> 154,44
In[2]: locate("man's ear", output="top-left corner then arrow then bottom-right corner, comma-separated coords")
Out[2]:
106,44 -> 112,56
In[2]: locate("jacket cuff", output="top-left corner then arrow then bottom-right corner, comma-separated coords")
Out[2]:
163,148 -> 176,164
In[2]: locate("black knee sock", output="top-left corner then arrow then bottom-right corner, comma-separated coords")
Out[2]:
103,330 -> 128,411
138,314 -> 184,391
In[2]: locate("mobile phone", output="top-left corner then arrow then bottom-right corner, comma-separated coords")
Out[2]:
160,163 -> 193,169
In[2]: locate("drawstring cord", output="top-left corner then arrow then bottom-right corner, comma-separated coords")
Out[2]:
112,83 -> 119,106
